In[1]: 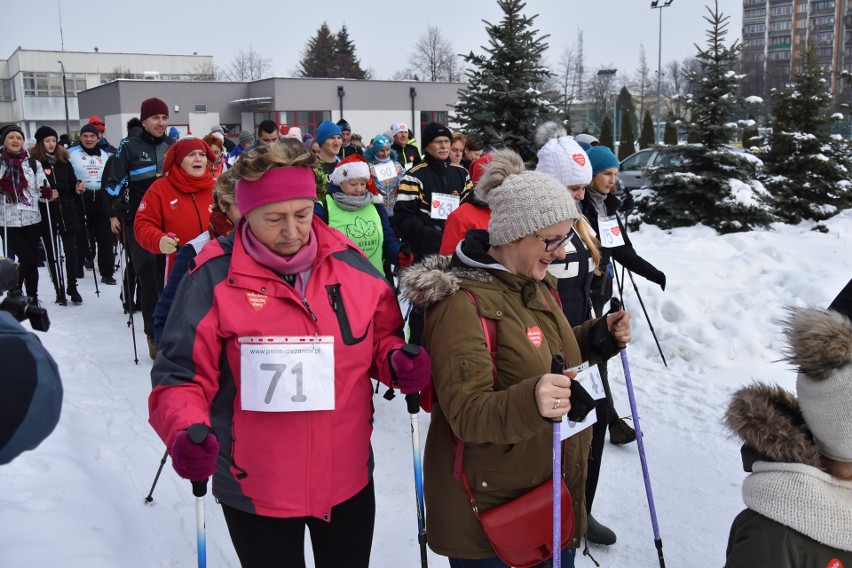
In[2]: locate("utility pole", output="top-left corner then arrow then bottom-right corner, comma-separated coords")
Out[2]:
652,0 -> 676,143
58,60 -> 71,139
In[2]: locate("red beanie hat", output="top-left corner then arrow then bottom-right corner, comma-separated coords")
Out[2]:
163,137 -> 215,174
470,153 -> 494,185
140,97 -> 169,122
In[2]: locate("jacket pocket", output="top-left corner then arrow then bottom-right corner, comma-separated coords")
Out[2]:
325,283 -> 370,346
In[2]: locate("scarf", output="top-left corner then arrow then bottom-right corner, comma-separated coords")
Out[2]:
46,153 -> 58,166
743,461 -> 852,551
0,147 -> 31,207
81,144 -> 101,157
374,155 -> 391,163
240,220 -> 318,296
163,164 -> 215,195
330,190 -> 374,211
587,189 -> 608,220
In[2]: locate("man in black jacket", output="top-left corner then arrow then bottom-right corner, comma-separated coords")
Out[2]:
104,97 -> 173,359
389,122 -> 421,169
395,122 -> 471,343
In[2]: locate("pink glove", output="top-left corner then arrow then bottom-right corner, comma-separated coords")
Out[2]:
170,427 -> 219,482
390,346 -> 432,395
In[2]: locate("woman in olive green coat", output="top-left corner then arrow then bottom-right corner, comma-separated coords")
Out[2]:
401,149 -> 631,567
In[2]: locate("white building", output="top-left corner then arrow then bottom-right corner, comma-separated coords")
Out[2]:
0,47 -> 213,140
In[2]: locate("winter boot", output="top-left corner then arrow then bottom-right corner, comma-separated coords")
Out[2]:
586,514 -> 617,546
609,417 -> 636,445
55,287 -> 68,306
147,335 -> 158,360
67,285 -> 82,305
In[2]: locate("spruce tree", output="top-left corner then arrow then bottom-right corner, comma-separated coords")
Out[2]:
453,0 -> 561,161
639,110 -> 655,149
617,86 -> 639,140
298,22 -> 337,78
760,45 -> 852,225
741,113 -> 759,148
618,110 -> 636,160
635,1 -> 772,233
333,25 -> 367,79
663,115 -> 678,145
599,115 -> 614,151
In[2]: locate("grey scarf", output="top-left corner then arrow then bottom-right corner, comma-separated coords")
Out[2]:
331,191 -> 374,211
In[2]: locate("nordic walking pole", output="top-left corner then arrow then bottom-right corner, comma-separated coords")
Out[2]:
187,424 -> 211,568
144,448 -> 169,503
551,354 -> 566,568
120,228 -> 139,364
54,199 -> 67,298
401,343 -> 428,567
78,194 -> 100,297
612,261 -> 667,368
42,192 -> 67,305
611,297 -> 666,568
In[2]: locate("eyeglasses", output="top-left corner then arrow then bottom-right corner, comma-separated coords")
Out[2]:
534,229 -> 574,252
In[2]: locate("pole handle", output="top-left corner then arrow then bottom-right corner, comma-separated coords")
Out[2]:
188,424 -> 212,496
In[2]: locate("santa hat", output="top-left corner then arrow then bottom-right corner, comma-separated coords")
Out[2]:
330,154 -> 377,194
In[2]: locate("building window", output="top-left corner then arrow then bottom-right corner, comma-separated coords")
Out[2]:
23,72 -> 86,97
812,32 -> 834,44
770,35 -> 791,46
744,37 -> 766,47
744,52 -> 765,62
0,78 -> 13,101
769,50 -> 791,60
745,0 -> 764,4
745,8 -> 766,18
813,15 -> 835,27
420,111 -> 448,131
817,47 -> 834,58
812,1 -> 836,11
770,5 -> 793,16
278,111 -> 331,138
770,20 -> 792,31
194,104 -> 207,113
745,23 -> 766,34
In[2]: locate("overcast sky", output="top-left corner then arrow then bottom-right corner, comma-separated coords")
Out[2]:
1,0 -> 743,84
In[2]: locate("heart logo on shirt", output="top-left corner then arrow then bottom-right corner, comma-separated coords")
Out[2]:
246,290 -> 268,312
826,559 -> 843,568
610,226 -> 621,237
572,153 -> 586,167
526,326 -> 543,348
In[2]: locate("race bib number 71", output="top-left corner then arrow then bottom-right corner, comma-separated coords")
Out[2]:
239,336 -> 335,412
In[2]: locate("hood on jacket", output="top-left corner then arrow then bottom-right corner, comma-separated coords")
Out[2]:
725,382 -> 823,470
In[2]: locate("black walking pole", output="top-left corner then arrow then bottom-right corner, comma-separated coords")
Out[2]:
612,261 -> 667,368
78,194 -> 100,297
120,228 -> 139,364
54,199 -> 68,299
144,449 -> 169,503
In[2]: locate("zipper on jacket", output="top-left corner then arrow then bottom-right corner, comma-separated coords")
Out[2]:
325,283 -> 369,346
191,193 -> 203,233
302,297 -> 318,321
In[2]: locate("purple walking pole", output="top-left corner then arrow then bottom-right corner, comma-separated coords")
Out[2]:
612,298 -> 666,567
551,354 -> 566,568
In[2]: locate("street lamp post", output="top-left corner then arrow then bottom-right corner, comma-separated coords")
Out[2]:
652,0 -> 675,144
57,60 -> 71,140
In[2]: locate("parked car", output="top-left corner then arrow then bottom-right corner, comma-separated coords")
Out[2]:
617,145 -> 744,191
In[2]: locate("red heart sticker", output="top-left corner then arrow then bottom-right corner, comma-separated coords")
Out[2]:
246,290 -> 268,312
432,200 -> 440,208
526,326 -> 542,348
572,153 -> 586,167
611,226 -> 621,237
827,559 -> 843,568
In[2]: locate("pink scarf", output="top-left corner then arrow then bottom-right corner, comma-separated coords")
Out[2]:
240,220 -> 317,296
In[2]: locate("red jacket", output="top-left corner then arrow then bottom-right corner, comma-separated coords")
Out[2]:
133,174 -> 214,267
148,217 -> 405,520
439,203 -> 491,255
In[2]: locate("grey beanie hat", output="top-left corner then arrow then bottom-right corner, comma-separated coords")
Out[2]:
475,149 -> 580,246
784,307 -> 852,462
238,130 -> 256,145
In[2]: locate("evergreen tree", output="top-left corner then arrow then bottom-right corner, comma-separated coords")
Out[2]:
453,0 -> 562,160
639,110 -> 655,149
298,22 -> 337,78
617,86 -> 639,140
760,45 -> 852,225
599,115 -> 614,151
618,110 -> 636,160
333,25 -> 367,79
634,1 -> 773,233
663,115 -> 679,145
741,113 -> 759,148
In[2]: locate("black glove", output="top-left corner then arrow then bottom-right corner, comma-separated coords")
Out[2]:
649,270 -> 666,291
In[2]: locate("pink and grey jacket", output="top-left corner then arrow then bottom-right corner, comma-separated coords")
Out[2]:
149,217 -> 405,520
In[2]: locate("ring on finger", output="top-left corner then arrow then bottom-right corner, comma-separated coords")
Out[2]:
553,398 -> 560,410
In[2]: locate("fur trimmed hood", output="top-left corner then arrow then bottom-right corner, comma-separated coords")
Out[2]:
725,382 -> 822,469
399,254 -> 494,311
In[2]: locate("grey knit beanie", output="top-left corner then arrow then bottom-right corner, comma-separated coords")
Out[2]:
475,149 -> 580,246
535,122 -> 592,188
784,307 -> 852,462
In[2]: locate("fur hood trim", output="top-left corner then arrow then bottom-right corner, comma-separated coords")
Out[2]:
782,307 -> 852,380
725,382 -> 823,469
399,255 -> 493,311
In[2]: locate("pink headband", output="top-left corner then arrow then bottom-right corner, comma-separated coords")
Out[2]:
236,167 -> 317,215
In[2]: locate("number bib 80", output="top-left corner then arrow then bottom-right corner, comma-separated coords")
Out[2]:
239,336 -> 335,412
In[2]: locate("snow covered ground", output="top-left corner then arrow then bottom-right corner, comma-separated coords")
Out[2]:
1,211 -> 850,567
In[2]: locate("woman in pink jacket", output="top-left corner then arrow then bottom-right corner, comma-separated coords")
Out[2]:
148,142 -> 431,568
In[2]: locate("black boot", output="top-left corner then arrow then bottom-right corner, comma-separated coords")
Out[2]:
586,514 -> 617,545
67,285 -> 82,304
609,417 -> 636,445
55,287 -> 68,306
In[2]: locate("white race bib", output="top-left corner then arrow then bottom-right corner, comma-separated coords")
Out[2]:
598,215 -> 625,248
430,193 -> 459,220
559,362 -> 602,439
372,162 -> 397,181
239,336 -> 335,412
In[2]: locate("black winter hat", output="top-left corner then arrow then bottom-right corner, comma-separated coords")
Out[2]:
35,126 -> 59,143
421,122 -> 452,149
336,119 -> 351,132
80,124 -> 100,137
0,124 -> 24,144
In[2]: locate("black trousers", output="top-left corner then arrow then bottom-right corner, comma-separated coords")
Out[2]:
77,191 -> 115,278
6,224 -> 42,297
38,214 -> 78,291
222,479 -> 375,568
125,223 -> 163,337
